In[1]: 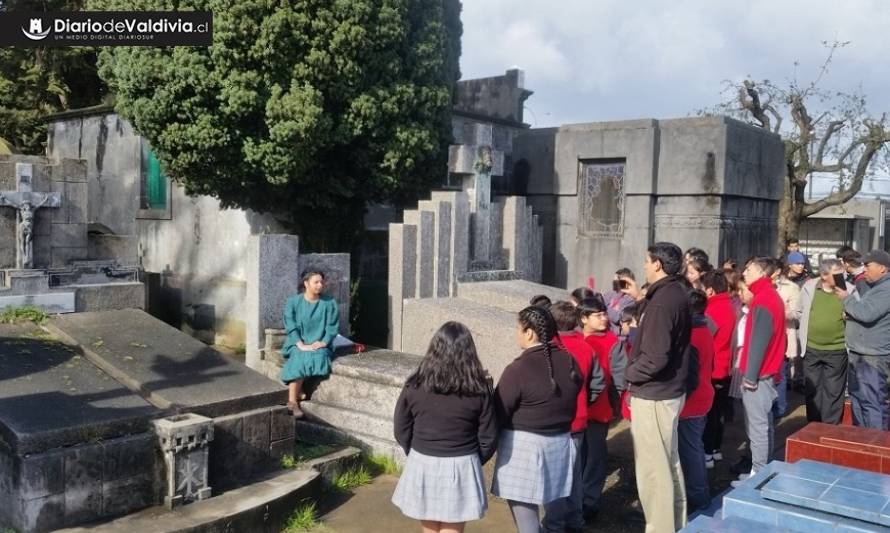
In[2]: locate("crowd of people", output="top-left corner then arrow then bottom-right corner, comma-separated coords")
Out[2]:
278,238 -> 890,533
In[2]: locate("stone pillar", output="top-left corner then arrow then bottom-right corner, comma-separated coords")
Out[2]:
153,413 -> 214,509
387,223 -> 416,350
431,191 -> 469,295
463,170 -> 492,265
501,196 -> 530,276
418,200 -> 453,298
402,210 -> 434,298
245,234 -> 300,373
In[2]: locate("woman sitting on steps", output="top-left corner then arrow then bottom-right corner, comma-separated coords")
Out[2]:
280,269 -> 340,418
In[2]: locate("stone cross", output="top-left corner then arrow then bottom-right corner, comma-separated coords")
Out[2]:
0,163 -> 61,269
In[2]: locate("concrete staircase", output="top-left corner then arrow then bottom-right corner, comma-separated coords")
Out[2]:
296,349 -> 422,461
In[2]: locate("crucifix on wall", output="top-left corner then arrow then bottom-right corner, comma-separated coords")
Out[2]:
0,163 -> 61,269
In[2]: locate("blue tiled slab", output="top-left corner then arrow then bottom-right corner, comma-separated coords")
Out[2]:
762,473 -> 831,506
760,460 -> 890,526
820,485 -> 889,526
680,514 -> 791,532
722,461 -> 887,532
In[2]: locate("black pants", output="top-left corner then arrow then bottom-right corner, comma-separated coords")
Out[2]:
703,378 -> 732,454
804,347 -> 849,424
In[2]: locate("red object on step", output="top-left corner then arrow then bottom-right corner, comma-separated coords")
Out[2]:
354,343 -> 366,354
786,422 -> 890,474
841,399 -> 853,425
587,276 -> 595,290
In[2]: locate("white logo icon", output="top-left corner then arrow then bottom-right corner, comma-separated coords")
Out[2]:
22,18 -> 51,40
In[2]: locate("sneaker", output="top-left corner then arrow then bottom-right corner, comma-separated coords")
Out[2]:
705,458 -> 715,469
712,452 -> 723,461
705,453 -> 713,462
730,473 -> 751,488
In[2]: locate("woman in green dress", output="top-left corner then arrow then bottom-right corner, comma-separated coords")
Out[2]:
281,269 -> 340,418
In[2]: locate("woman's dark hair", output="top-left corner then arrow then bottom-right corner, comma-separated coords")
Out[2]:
549,301 -> 579,331
298,269 -> 325,292
723,258 -> 738,271
685,247 -> 710,265
724,268 -> 742,294
620,302 -> 638,324
577,296 -> 607,317
687,256 -> 712,275
701,270 -> 728,293
649,242 -> 684,276
518,305 -> 579,395
406,321 -> 490,396
529,294 -> 552,309
571,287 -> 595,303
688,289 -> 708,316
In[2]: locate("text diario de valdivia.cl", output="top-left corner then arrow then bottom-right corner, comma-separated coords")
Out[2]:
53,18 -> 209,33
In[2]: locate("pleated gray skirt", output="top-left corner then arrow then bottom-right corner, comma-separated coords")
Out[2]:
491,429 -> 575,505
391,449 -> 487,523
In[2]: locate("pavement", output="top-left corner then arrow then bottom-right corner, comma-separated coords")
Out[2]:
315,390 -> 810,533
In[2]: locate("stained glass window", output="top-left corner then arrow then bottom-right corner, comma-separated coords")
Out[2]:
578,159 -> 625,237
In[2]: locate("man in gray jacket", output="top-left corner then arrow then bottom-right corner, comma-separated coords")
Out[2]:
844,250 -> 890,429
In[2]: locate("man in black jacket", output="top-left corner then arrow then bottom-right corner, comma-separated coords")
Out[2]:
622,242 -> 693,533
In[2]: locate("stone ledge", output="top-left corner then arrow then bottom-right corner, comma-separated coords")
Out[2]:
54,467 -> 322,533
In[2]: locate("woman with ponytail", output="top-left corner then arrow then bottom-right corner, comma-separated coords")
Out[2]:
492,305 -> 583,533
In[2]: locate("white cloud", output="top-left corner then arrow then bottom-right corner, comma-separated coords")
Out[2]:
460,0 -> 890,127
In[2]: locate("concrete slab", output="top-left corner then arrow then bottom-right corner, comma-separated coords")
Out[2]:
0,291 -> 75,313
457,279 -> 571,312
401,297 -> 521,380
0,323 -> 159,455
47,309 -> 286,418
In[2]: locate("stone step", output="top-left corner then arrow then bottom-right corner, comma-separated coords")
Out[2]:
329,349 -> 421,388
295,420 -> 404,463
301,401 -> 394,444
310,373 -> 402,419
401,297 -> 519,380
457,279 -> 570,313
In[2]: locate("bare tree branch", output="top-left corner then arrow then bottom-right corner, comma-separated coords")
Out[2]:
739,80 -> 771,130
815,120 -> 846,166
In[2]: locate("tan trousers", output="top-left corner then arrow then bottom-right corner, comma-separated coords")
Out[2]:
630,395 -> 687,533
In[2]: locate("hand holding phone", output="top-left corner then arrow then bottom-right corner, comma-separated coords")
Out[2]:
832,273 -> 846,289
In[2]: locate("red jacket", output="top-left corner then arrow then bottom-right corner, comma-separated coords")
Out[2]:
559,331 -> 595,433
705,292 -> 736,380
740,277 -> 786,382
680,321 -> 716,419
585,331 -> 618,423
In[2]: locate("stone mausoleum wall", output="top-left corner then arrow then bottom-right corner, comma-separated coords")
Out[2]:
513,116 -> 785,289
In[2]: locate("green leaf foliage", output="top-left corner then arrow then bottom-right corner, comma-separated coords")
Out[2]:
0,1 -> 108,154
91,0 -> 463,250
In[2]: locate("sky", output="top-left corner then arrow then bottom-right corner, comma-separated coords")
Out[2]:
459,0 -> 890,128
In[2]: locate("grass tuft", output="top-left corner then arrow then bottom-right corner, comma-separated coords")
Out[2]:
280,454 -> 297,469
364,453 -> 402,476
331,465 -> 372,493
281,500 -> 318,532
293,441 -> 336,463
0,306 -> 49,325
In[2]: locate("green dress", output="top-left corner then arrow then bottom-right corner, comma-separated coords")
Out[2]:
280,294 -> 340,384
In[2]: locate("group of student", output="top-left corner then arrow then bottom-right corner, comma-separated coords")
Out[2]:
388,242 -> 714,533
278,241 -> 890,533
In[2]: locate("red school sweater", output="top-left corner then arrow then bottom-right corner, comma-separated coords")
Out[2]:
559,331 -> 595,433
680,321 -> 716,419
585,331 -> 618,423
705,292 -> 737,380
740,277 -> 786,383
